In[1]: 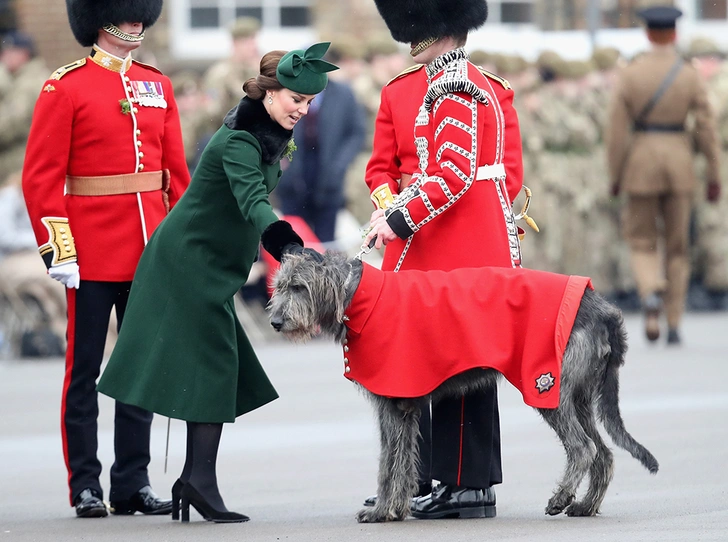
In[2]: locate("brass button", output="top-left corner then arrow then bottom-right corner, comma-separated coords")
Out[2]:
343,338 -> 348,345
344,346 -> 349,352
136,140 -> 142,147
343,357 -> 349,364
138,151 -> 144,158
124,76 -> 130,82
138,164 -> 145,171
59,228 -> 66,233
63,240 -> 70,246
132,107 -> 138,113
136,129 -> 141,135
64,247 -> 71,252
61,234 -> 68,240
345,366 -> 351,374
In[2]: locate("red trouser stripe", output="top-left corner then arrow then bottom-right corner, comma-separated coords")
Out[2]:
61,288 -> 75,505
457,395 -> 465,486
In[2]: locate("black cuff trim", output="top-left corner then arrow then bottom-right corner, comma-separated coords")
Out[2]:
41,252 -> 53,270
261,220 -> 304,262
386,210 -> 414,239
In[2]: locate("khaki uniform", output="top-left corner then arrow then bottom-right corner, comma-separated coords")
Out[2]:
202,59 -> 258,130
0,57 -> 50,182
606,46 -> 721,329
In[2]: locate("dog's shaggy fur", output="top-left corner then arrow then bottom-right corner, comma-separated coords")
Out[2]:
269,251 -> 659,523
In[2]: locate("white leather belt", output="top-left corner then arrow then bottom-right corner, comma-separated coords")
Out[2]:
475,163 -> 506,180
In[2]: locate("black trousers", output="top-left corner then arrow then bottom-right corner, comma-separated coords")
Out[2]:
417,387 -> 502,490
62,280 -> 152,505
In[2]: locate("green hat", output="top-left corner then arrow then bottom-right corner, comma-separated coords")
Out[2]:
276,42 -> 339,95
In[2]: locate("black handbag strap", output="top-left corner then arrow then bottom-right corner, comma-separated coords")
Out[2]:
635,57 -> 684,127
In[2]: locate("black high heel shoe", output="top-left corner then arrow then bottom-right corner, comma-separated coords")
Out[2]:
171,479 -> 184,521
180,483 -> 249,523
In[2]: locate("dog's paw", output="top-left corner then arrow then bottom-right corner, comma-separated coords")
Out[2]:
545,492 -> 574,516
356,507 -> 402,523
565,501 -> 598,517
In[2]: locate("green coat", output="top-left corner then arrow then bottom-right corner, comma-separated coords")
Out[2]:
97,98 -> 293,422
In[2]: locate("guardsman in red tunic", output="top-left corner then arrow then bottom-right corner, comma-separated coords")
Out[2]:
22,0 -> 190,518
363,0 -> 524,519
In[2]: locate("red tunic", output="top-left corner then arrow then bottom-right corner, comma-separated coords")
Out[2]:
342,264 -> 593,409
22,47 -> 190,282
365,53 -> 524,273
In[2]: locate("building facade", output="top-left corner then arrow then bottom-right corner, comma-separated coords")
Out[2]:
7,0 -> 728,70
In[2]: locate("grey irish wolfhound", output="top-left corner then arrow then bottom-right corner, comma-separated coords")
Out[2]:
268,250 -> 659,523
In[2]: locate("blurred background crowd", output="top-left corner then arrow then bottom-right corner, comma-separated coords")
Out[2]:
1,0 -> 727,358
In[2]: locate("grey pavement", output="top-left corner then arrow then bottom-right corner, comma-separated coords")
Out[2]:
0,312 -> 727,541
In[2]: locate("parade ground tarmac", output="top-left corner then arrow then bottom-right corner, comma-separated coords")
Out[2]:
1,312 -> 726,541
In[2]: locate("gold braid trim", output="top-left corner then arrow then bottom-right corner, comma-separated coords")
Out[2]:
39,217 -> 77,266
50,59 -> 86,80
476,67 -> 511,90
386,64 -> 424,86
370,184 -> 396,209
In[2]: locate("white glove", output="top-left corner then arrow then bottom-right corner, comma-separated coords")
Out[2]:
49,262 -> 80,289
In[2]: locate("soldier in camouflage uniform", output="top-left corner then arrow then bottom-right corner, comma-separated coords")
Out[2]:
201,17 -> 260,130
0,31 -> 50,185
171,70 -> 211,173
344,36 -> 412,227
687,37 -> 728,309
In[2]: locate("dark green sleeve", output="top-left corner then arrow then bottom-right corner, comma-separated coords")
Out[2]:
222,131 -> 280,234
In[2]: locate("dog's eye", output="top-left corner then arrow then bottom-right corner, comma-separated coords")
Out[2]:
290,283 -> 306,293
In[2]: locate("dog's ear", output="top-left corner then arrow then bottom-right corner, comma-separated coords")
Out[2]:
302,247 -> 325,263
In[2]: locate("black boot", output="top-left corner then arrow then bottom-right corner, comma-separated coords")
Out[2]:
181,422 -> 247,522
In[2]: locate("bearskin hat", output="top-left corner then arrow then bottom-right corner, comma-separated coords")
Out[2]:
373,0 -> 488,44
66,0 -> 163,47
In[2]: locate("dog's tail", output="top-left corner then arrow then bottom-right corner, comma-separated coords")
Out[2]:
599,310 -> 660,474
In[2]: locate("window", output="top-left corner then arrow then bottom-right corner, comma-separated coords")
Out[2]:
489,0 -> 536,24
697,0 -> 727,19
280,6 -> 309,27
188,0 -> 310,30
501,1 -> 534,23
190,7 -> 219,28
538,0 -> 680,31
235,7 -> 263,20
172,0 -> 315,59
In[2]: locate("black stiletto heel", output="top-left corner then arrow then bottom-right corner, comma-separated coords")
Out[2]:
179,483 -> 249,523
171,479 -> 184,521
180,495 -> 190,523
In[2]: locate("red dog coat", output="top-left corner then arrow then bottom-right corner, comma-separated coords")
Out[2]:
342,264 -> 592,409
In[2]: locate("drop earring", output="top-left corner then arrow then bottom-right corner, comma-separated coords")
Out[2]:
268,95 -> 273,104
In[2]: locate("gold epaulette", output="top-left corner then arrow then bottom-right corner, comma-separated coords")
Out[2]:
476,67 -> 511,90
133,60 -> 163,75
387,64 -> 424,86
50,58 -> 86,80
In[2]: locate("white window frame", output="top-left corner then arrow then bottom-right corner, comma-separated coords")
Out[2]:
169,0 -> 315,60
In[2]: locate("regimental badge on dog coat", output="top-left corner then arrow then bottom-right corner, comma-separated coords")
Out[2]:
342,264 -> 593,408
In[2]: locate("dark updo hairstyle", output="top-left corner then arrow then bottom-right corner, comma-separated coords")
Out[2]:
242,50 -> 286,100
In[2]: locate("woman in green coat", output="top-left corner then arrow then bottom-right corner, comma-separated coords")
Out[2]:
97,43 -> 337,523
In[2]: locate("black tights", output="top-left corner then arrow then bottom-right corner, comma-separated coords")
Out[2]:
180,422 -> 228,512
